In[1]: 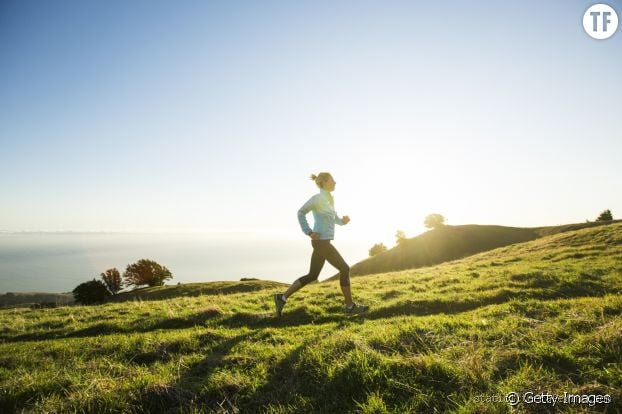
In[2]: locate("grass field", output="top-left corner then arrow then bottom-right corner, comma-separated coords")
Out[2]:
1,223 -> 621,413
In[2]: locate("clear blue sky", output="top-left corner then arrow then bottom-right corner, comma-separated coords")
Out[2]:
1,0 -> 620,247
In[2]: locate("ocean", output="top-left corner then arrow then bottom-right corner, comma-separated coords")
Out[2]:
0,233 -> 371,293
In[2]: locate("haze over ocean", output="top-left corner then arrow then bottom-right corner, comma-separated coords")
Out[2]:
0,232 -> 369,293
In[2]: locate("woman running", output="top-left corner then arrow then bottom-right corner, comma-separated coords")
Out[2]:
274,172 -> 369,316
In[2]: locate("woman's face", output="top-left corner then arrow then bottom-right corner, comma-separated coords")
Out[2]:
323,176 -> 336,192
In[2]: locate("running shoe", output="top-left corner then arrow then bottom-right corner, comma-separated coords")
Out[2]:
345,302 -> 369,314
274,293 -> 286,317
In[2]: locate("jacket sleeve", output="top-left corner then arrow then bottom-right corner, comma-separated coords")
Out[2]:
334,211 -> 344,225
297,195 -> 317,235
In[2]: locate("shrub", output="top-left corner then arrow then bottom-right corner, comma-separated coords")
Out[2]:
72,279 -> 111,305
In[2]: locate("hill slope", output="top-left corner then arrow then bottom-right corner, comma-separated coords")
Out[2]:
0,222 -> 621,413
109,280 -> 286,303
330,219 -> 622,279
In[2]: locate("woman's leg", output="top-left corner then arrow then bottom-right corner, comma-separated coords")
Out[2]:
321,242 -> 354,307
340,285 -> 354,307
283,279 -> 302,299
284,241 -> 326,299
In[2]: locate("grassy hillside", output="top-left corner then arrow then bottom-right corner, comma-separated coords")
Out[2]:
333,220 -> 622,279
108,281 -> 286,304
0,223 -> 621,413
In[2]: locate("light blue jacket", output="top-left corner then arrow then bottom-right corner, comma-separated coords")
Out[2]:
297,188 -> 344,240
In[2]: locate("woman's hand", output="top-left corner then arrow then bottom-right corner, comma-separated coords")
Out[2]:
342,216 -> 350,225
309,232 -> 320,240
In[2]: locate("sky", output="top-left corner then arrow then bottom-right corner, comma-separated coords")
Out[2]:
1,0 -> 621,248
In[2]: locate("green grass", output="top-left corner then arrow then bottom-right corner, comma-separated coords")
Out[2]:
1,223 -> 621,413
108,280 -> 287,304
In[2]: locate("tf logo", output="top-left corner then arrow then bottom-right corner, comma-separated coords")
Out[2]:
583,3 -> 619,39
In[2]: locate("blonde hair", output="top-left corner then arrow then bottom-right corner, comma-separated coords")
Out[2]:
310,172 -> 332,189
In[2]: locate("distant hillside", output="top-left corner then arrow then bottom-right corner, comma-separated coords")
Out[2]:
328,219 -> 622,280
0,292 -> 74,309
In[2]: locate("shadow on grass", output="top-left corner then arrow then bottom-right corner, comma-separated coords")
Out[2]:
0,376 -> 70,413
2,308 -> 224,343
170,332 -> 341,412
365,289 -> 517,320
133,332 -> 253,412
226,330 -> 466,412
2,307 -> 351,344
217,307 -> 345,329
236,338 -> 322,412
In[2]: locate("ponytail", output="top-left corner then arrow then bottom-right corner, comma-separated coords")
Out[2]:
310,172 -> 331,188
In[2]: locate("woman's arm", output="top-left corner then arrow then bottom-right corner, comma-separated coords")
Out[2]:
334,212 -> 344,225
297,195 -> 317,235
335,213 -> 350,225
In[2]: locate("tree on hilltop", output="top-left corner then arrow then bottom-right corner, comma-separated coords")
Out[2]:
424,213 -> 446,229
395,230 -> 407,245
100,268 -> 122,294
596,209 -> 613,222
123,259 -> 172,288
369,243 -> 388,256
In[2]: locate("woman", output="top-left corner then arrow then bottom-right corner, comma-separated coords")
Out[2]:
274,172 -> 369,316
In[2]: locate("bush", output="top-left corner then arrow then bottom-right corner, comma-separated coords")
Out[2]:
123,259 -> 172,288
369,243 -> 388,256
72,279 -> 111,305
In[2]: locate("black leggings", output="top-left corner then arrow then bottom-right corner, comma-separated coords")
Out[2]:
296,239 -> 350,287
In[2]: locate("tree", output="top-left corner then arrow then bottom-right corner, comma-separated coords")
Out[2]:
72,279 -> 111,305
100,268 -> 122,294
123,259 -> 172,288
395,230 -> 407,245
596,209 -> 613,222
369,243 -> 388,256
424,213 -> 446,229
